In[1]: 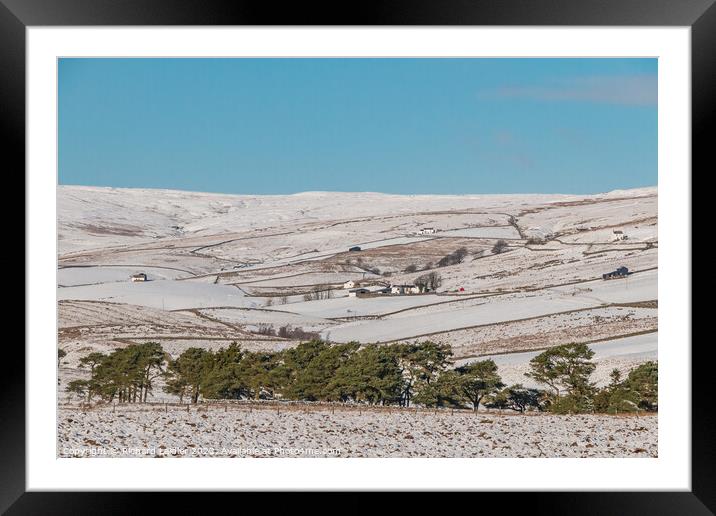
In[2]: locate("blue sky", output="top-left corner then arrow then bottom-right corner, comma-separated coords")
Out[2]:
58,58 -> 657,195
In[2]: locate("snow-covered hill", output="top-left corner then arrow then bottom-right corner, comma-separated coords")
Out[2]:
57,184 -> 658,397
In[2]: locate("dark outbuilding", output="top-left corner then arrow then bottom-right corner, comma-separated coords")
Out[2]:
602,266 -> 629,280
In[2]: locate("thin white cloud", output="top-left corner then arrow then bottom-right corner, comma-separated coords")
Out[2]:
481,75 -> 657,106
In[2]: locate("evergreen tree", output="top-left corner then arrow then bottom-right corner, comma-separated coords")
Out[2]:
328,344 -> 403,404
164,347 -> 214,403
455,359 -> 504,411
397,341 -> 453,407
486,384 -> 544,413
525,343 -> 596,411
58,347 -> 67,367
201,342 -> 245,399
623,361 -> 658,411
593,362 -> 658,414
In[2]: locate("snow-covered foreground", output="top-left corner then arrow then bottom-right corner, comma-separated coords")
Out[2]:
58,405 -> 656,458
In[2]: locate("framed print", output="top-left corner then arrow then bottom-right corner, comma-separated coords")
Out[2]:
5,0 -> 711,510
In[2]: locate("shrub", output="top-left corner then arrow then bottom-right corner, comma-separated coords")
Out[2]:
492,240 -> 509,254
277,325 -> 320,341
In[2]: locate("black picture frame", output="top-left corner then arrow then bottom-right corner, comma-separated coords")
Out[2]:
3,0 -> 709,511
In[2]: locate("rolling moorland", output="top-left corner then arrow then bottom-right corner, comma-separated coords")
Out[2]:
57,185 -> 657,457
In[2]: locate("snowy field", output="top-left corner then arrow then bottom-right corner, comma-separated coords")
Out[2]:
59,265 -> 189,286
438,226 -> 520,239
200,307 -> 333,332
58,405 -> 656,458
323,270 -> 656,343
402,306 -> 657,358
57,279 -> 261,311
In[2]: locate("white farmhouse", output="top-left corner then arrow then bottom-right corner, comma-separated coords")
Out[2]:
130,272 -> 148,282
418,227 -> 437,235
343,280 -> 356,289
390,284 -> 420,295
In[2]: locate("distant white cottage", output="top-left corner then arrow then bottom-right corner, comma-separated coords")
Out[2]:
390,284 -> 420,295
343,280 -> 358,289
130,272 -> 148,282
418,227 -> 437,235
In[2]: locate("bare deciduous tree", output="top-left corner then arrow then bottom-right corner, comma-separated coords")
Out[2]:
415,272 -> 442,292
492,240 -> 509,254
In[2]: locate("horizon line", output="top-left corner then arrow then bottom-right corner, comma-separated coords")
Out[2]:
58,183 -> 658,198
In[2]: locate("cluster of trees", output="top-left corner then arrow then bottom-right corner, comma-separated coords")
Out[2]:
67,340 -> 454,406
302,285 -> 334,301
67,342 -> 165,403
66,340 -> 657,414
525,343 -> 658,414
437,247 -> 469,267
414,271 -> 442,292
593,361 -> 658,414
255,324 -> 320,341
164,341 -> 459,406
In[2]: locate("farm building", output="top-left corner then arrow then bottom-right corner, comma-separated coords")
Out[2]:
603,266 -> 629,280
613,230 -> 628,241
348,246 -> 362,252
130,273 -> 147,282
418,227 -> 437,235
343,280 -> 358,289
348,288 -> 371,297
348,286 -> 390,297
390,284 -> 420,295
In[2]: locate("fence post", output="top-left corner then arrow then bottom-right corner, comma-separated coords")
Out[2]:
187,404 -> 190,413
165,403 -> 168,413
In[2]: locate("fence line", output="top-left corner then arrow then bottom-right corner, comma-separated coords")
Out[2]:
57,400 -> 653,418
